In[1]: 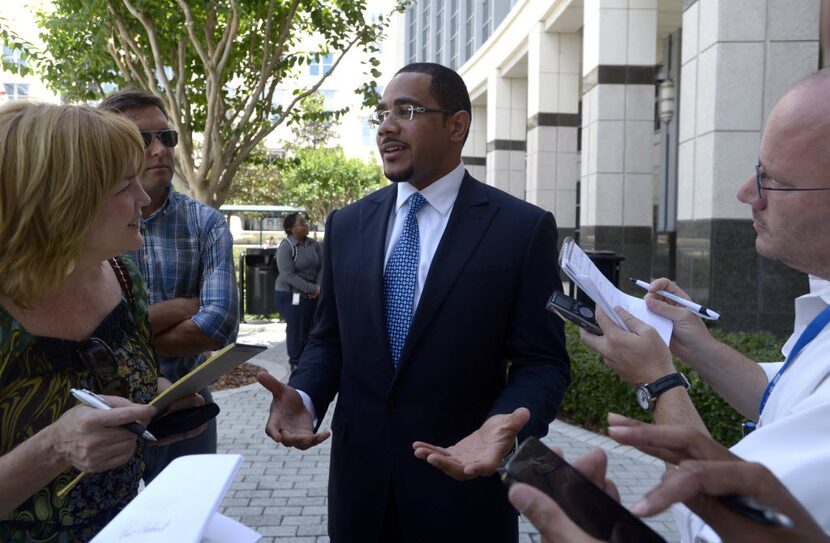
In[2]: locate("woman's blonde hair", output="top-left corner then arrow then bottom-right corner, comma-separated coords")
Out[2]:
0,101 -> 145,307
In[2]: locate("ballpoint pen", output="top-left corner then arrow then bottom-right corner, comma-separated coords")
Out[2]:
720,494 -> 795,529
57,389 -> 156,498
70,388 -> 156,441
630,278 -> 720,320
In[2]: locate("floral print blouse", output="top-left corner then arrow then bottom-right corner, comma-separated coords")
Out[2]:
0,257 -> 159,542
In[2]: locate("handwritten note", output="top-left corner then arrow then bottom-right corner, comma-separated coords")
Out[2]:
559,237 -> 673,344
91,455 -> 245,543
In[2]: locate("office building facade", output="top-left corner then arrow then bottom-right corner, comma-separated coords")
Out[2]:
403,0 -> 821,334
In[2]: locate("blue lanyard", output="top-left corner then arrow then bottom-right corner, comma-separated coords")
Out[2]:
758,304 -> 830,417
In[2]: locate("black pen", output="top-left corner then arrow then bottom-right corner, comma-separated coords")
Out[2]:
70,388 -> 157,441
720,494 -> 795,529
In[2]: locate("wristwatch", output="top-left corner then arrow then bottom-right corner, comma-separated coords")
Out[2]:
635,372 -> 690,411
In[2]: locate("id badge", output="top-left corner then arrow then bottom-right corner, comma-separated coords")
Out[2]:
292,293 -> 301,305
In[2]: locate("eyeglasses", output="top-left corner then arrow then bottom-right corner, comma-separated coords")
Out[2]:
368,104 -> 456,126
77,337 -> 128,397
140,129 -> 179,149
755,163 -> 830,200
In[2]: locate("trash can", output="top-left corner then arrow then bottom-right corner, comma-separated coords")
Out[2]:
574,250 -> 626,309
245,247 -> 278,315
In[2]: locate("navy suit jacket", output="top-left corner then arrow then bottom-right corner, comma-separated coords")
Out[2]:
289,172 -> 570,542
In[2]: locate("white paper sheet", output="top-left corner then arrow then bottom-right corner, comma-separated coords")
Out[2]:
559,237 -> 673,344
92,454 -> 244,543
201,513 -> 261,543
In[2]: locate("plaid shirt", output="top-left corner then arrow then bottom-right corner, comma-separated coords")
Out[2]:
128,187 -> 239,378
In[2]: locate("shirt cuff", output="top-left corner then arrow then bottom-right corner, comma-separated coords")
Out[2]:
295,389 -> 318,428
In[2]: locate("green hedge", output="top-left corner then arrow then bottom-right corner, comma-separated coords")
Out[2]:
558,323 -> 785,446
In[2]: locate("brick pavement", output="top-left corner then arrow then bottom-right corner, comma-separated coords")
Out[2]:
215,322 -> 680,542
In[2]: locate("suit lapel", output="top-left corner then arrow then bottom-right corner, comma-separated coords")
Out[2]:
395,174 -> 499,376
360,184 -> 397,363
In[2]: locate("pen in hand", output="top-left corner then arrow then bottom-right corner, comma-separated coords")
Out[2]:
57,389 -> 156,498
629,278 -> 720,320
70,388 -> 157,441
720,494 -> 795,529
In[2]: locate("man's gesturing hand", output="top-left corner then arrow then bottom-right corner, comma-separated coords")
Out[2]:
412,407 -> 530,480
256,371 -> 330,450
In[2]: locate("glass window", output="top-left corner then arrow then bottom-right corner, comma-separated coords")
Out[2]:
407,7 -> 417,63
465,0 -> 475,60
319,90 -> 335,110
2,45 -> 26,68
421,2 -> 430,61
434,3 -> 444,63
449,0 -> 459,68
362,117 -> 375,147
309,53 -> 333,77
3,83 -> 29,100
481,0 -> 492,42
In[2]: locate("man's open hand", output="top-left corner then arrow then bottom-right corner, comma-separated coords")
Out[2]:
257,371 -> 330,450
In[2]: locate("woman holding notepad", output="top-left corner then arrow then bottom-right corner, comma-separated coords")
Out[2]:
0,102 -> 204,541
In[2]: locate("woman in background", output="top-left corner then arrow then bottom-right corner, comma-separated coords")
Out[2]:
274,212 -> 322,373
0,101 -> 202,541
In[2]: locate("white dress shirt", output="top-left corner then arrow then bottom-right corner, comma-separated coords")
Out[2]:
297,162 -> 466,424
383,161 -> 465,310
673,276 -> 830,542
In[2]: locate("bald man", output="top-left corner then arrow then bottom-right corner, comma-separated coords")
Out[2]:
580,68 -> 830,542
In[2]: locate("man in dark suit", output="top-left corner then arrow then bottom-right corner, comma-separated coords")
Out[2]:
257,62 -> 570,542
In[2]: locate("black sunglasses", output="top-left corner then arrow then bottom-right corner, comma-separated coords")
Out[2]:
77,337 -> 129,397
140,129 -> 179,149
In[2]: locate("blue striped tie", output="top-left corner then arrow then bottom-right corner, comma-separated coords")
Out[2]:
384,192 -> 427,369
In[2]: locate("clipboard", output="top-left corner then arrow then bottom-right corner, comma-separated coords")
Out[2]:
151,343 -> 267,413
558,237 -> 673,344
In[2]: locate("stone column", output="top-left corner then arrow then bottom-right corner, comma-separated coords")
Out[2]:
526,24 -> 581,242
486,71 -> 527,199
462,105 -> 488,181
580,0 -> 658,292
677,0 -> 819,333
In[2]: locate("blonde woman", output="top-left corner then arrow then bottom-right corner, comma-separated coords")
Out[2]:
0,102 -> 203,541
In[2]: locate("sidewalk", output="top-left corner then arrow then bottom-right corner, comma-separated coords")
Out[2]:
214,322 -> 680,542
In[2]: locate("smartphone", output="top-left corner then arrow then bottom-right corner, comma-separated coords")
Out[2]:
546,291 -> 603,335
502,437 -> 666,543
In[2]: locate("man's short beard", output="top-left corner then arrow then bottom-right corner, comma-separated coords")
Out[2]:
384,166 -> 413,183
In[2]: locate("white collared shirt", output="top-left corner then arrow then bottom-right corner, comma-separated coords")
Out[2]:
383,161 -> 465,310
673,276 -> 830,542
296,162 -> 466,424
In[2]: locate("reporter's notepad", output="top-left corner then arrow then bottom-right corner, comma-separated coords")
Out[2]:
90,454 -> 259,543
150,343 -> 266,412
559,237 -> 673,344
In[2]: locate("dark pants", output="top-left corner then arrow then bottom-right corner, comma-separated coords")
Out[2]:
276,291 -> 318,369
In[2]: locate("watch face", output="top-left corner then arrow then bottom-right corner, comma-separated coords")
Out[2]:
635,386 -> 651,411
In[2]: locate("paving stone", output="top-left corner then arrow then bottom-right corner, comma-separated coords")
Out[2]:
212,321 -> 681,542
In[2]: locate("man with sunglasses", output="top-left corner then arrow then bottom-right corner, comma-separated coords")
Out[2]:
579,69 -> 830,542
100,89 -> 239,483
257,63 -> 570,542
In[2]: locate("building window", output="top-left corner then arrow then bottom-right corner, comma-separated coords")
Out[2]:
319,90 -> 336,110
309,53 -> 333,76
464,0 -> 475,61
434,3 -> 444,64
406,7 -> 417,63
361,117 -> 375,147
3,83 -> 29,100
449,0 -> 459,68
481,0 -> 492,42
421,1 -> 431,62
2,45 -> 26,68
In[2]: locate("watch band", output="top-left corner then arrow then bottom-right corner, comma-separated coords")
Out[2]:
637,372 -> 690,411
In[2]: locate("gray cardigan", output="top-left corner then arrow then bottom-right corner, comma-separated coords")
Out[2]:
274,236 -> 322,294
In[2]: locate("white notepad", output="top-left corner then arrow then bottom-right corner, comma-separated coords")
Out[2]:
559,237 -> 673,344
91,454 -> 258,543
